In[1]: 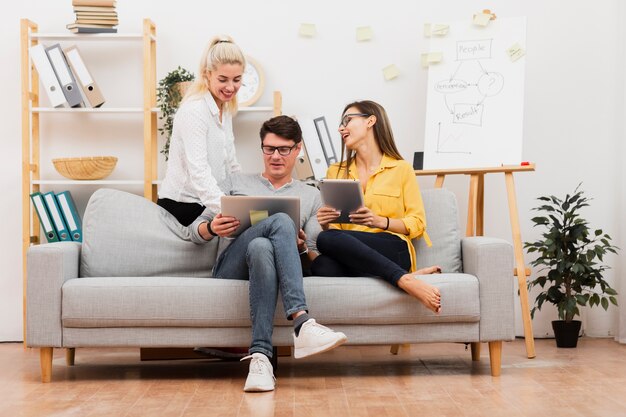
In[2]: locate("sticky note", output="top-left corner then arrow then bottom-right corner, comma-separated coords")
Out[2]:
473,13 -> 491,26
420,52 -> 443,68
507,43 -> 526,62
382,64 -> 400,80
249,210 -> 269,226
432,24 -> 449,36
356,26 -> 373,41
299,23 -> 317,37
424,23 -> 432,37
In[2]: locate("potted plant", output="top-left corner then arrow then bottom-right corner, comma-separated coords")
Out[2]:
157,66 -> 195,160
524,184 -> 618,347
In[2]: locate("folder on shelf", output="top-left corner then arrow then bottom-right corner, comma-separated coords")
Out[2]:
29,44 -> 68,108
313,116 -> 338,165
63,45 -> 105,107
30,192 -> 59,243
298,117 -> 329,180
45,44 -> 83,108
56,190 -> 83,242
294,142 -> 314,180
43,191 -> 72,242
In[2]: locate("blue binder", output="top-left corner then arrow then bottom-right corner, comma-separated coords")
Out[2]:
56,191 -> 82,242
43,191 -> 71,242
30,192 -> 59,243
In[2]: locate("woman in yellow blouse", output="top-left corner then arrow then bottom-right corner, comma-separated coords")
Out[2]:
311,100 -> 442,313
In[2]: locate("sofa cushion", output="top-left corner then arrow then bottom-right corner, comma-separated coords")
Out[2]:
61,275 -> 479,328
80,189 -> 217,278
414,188 -> 463,273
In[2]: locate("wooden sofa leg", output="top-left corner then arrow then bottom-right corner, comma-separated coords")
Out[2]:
488,341 -> 502,377
470,342 -> 481,361
390,344 -> 410,355
66,348 -> 75,366
40,347 -> 53,383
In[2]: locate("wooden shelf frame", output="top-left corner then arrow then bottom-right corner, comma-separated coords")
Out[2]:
20,18 -> 158,344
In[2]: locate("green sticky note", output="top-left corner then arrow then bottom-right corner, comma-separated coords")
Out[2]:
250,210 -> 269,226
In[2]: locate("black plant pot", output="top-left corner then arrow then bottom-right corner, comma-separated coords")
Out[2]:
552,320 -> 582,348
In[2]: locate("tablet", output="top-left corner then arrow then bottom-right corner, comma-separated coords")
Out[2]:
319,179 -> 365,223
220,195 -> 300,236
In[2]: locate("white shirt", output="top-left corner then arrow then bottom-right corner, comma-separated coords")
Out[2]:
159,93 -> 241,215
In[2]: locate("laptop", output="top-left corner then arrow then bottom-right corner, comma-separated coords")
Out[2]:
220,195 -> 301,236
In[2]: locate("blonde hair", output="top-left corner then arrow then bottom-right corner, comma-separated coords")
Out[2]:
183,35 -> 246,113
336,100 -> 404,179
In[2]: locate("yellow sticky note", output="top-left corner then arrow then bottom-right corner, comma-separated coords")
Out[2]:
432,24 -> 449,36
424,23 -> 432,37
420,52 -> 443,68
356,26 -> 373,41
473,13 -> 491,27
382,64 -> 400,80
299,23 -> 317,37
249,210 -> 269,226
507,43 -> 526,62
428,52 -> 443,63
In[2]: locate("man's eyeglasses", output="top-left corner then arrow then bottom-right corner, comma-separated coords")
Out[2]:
339,113 -> 370,128
261,144 -> 298,156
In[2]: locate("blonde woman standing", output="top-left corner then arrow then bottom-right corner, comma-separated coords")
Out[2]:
158,35 -> 243,228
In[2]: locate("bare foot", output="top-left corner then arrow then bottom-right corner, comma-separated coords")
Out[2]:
397,273 -> 441,313
415,265 -> 442,275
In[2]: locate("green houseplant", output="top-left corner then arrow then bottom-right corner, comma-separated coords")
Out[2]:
157,66 -> 195,160
524,184 -> 618,347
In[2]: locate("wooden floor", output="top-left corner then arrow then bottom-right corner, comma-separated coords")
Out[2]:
1,338 -> 626,417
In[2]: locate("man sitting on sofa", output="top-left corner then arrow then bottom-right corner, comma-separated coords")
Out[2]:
190,115 -> 346,392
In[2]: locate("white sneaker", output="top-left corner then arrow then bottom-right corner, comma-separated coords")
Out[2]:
293,319 -> 347,359
241,353 -> 275,392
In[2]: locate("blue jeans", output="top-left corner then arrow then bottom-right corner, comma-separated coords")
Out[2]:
212,213 -> 308,358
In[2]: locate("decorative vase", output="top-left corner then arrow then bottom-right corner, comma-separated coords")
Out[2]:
551,320 -> 582,348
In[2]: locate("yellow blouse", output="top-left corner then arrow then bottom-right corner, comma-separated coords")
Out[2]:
325,155 -> 431,272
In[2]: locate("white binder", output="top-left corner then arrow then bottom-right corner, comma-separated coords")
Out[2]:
45,44 -> 83,108
63,45 -> 105,107
29,44 -> 68,108
298,117 -> 329,180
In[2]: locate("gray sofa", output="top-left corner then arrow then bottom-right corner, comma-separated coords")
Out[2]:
27,187 -> 515,382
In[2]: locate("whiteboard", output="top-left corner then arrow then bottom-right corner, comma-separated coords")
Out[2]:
423,17 -> 527,169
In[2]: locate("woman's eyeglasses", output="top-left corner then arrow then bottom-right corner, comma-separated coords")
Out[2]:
261,144 -> 298,156
339,113 -> 370,128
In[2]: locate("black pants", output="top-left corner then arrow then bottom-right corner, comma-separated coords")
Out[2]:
310,229 -> 411,287
157,198 -> 205,227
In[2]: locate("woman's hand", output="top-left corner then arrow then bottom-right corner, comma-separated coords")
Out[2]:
211,213 -> 240,237
349,206 -> 386,229
317,205 -> 340,230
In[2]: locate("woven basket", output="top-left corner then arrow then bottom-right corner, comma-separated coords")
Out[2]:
52,156 -> 118,180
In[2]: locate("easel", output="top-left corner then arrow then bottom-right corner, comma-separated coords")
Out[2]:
415,164 -> 536,359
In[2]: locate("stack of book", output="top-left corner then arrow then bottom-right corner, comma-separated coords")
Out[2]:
67,0 -> 118,34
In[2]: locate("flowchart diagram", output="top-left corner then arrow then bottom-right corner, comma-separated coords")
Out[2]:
423,17 -> 526,169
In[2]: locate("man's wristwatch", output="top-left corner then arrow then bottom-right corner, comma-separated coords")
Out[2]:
299,246 -> 309,256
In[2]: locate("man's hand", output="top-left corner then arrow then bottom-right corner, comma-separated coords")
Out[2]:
211,213 -> 240,238
297,229 -> 308,254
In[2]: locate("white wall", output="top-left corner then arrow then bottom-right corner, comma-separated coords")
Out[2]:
1,0 -> 623,341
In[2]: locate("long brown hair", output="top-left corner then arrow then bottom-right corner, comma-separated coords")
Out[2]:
336,100 -> 403,178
